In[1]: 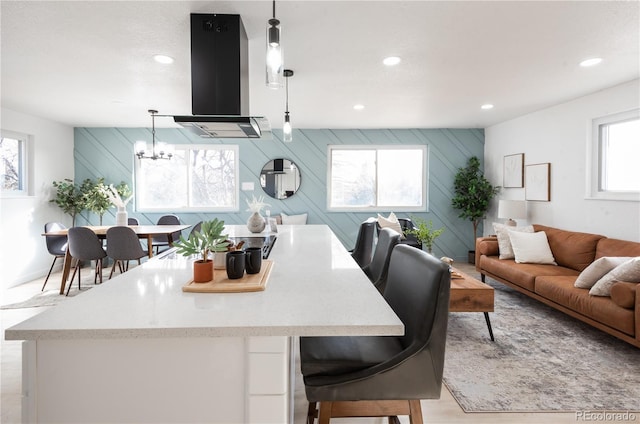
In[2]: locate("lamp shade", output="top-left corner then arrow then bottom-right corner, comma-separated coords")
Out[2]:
498,200 -> 527,220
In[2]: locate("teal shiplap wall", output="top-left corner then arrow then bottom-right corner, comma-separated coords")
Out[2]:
74,127 -> 485,261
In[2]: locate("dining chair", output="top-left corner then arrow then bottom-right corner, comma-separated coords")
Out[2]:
350,217 -> 377,268
42,222 -> 68,291
189,221 -> 203,238
361,227 -> 400,293
376,217 -> 421,249
106,227 -> 148,279
151,214 -> 181,254
67,227 -> 108,296
127,217 -> 140,225
300,245 -> 451,423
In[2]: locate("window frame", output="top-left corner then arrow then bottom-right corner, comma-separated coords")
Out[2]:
0,130 -> 32,198
134,144 -> 240,212
326,144 -> 428,212
586,109 -> 640,202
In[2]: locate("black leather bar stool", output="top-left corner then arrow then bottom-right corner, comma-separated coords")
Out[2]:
300,245 -> 451,423
362,227 -> 400,293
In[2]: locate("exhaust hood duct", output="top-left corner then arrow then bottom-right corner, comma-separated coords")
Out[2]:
173,14 -> 270,139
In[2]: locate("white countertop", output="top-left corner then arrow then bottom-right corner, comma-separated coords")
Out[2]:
6,225 -> 403,340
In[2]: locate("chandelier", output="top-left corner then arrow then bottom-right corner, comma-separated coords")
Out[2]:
135,110 -> 173,160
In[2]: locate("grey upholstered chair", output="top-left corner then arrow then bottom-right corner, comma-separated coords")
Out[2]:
106,227 -> 147,279
189,221 -> 203,238
300,244 -> 451,423
127,217 -> 140,225
362,227 -> 400,293
67,227 -> 108,296
42,222 -> 68,291
151,214 -> 181,254
350,217 -> 377,268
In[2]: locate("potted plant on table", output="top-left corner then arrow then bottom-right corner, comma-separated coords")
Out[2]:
173,219 -> 230,283
451,156 -> 500,263
406,217 -> 444,254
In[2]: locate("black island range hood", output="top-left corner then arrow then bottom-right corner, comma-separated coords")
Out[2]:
173,14 -> 270,139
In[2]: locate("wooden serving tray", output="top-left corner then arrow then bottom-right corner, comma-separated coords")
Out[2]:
182,260 -> 274,293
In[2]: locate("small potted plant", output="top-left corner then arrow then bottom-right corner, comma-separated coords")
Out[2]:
406,217 -> 445,254
173,219 -> 230,283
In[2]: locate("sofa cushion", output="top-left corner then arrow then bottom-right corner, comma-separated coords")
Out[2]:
493,223 -> 534,259
595,238 -> 640,260
533,225 -> 604,272
574,256 -> 632,289
590,257 -> 640,296
377,212 -> 404,237
610,282 -> 638,309
509,230 -> 557,265
535,276 -> 635,336
479,256 -> 578,292
281,212 -> 308,225
299,335 -> 403,378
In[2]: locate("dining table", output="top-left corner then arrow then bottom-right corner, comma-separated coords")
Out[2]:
42,224 -> 191,294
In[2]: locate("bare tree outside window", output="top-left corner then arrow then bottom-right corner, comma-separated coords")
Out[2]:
1,134 -> 25,193
135,145 -> 239,211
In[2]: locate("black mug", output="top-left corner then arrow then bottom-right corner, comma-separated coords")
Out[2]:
226,251 -> 245,279
245,247 -> 262,274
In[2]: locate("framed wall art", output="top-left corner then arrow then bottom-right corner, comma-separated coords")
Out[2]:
503,153 -> 524,188
525,163 -> 551,201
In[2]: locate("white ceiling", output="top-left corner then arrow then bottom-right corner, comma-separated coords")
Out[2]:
1,1 -> 639,130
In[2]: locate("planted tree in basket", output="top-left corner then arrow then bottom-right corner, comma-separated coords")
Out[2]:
173,219 -> 230,283
451,156 -> 500,263
51,179 -> 86,226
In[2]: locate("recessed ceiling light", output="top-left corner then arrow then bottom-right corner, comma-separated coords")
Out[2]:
353,104 -> 365,111
154,54 -> 174,64
481,104 -> 494,110
579,57 -> 602,67
383,56 -> 401,66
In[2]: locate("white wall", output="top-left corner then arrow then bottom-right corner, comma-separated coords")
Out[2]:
484,79 -> 640,242
1,108 -> 74,289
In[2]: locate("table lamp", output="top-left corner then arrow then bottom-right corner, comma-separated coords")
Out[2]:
498,200 -> 526,227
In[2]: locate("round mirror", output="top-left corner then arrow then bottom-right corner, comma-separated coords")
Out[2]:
260,158 -> 301,200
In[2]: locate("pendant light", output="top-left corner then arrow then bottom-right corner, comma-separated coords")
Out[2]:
134,110 -> 173,160
283,69 -> 294,142
266,0 -> 283,88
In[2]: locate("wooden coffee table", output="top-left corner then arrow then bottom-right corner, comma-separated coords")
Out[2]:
450,267 -> 495,341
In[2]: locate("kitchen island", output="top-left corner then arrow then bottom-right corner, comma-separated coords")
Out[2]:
6,225 -> 403,423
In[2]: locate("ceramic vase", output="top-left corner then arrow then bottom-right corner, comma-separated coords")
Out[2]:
247,211 -> 266,233
116,207 -> 128,226
193,260 -> 214,283
214,252 -> 226,270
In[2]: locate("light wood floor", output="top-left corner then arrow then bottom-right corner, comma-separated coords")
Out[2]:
2,265 -> 584,423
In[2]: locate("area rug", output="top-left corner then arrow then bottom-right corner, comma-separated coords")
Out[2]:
1,284 -> 95,309
443,276 -> 640,413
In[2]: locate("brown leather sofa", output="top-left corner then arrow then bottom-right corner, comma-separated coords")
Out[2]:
475,224 -> 640,348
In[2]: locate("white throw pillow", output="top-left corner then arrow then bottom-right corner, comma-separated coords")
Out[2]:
280,212 -> 308,225
493,222 -> 534,260
377,212 -> 403,236
508,230 -> 557,265
590,257 -> 640,297
574,257 -> 632,289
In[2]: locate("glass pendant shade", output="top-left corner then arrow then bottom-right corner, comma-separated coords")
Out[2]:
283,112 -> 292,142
266,18 -> 283,88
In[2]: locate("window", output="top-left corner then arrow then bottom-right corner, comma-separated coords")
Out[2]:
328,145 -> 427,211
135,144 -> 239,211
1,131 -> 29,196
587,109 -> 640,201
